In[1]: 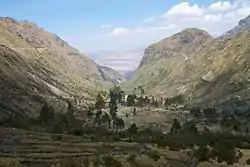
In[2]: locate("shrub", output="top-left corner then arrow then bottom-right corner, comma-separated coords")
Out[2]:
51,134 -> 63,141
39,103 -> 55,123
246,158 -> 250,165
147,150 -> 160,161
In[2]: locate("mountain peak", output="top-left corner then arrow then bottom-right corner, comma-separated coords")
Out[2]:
139,28 -> 213,67
171,28 -> 211,45
180,28 -> 209,34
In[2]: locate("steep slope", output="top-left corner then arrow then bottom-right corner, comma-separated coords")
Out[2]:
0,17 -> 111,116
123,28 -> 214,96
218,14 -> 250,41
124,70 -> 136,80
124,15 -> 250,104
98,65 -> 127,85
139,28 -> 213,67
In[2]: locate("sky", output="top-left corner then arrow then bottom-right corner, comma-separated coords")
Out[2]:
1,0 -> 250,73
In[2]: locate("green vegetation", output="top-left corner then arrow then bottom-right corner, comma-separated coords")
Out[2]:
1,86 -> 250,166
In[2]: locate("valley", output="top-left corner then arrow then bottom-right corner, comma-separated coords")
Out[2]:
0,8 -> 250,167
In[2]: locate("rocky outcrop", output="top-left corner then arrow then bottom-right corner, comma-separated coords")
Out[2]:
218,14 -> 250,41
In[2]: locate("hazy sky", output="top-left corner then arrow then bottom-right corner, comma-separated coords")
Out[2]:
1,0 -> 250,72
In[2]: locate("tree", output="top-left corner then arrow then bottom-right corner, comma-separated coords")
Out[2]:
102,112 -> 111,128
132,108 -> 137,121
109,100 -> 118,121
127,153 -> 137,167
83,157 -> 90,167
195,145 -> 211,162
93,156 -> 102,167
109,88 -> 120,130
127,123 -> 138,140
95,93 -> 105,111
115,118 -> 125,131
39,103 -> 55,123
94,110 -> 102,127
213,140 -> 237,165
246,158 -> 250,165
138,86 -> 145,96
190,107 -> 202,118
145,96 -> 150,105
203,107 -> 217,120
154,100 -> 159,108
164,98 -> 171,108
103,155 -> 122,167
127,94 -> 136,106
87,109 -> 93,120
110,86 -> 125,104
182,121 -> 198,134
170,118 -> 181,135
137,96 -> 145,107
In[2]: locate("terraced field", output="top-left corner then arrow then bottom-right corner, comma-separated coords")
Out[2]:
0,127 -> 192,167
1,127 -> 250,167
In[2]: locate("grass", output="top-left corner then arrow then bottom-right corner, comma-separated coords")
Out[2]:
0,127 -> 189,167
0,158 -> 23,167
122,32 -> 250,106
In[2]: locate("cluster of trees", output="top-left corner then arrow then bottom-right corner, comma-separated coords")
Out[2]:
164,95 -> 185,107
126,117 -> 246,165
2,85 -> 250,166
190,106 -> 250,133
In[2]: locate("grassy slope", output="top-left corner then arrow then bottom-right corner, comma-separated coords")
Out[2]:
0,18 -> 109,115
123,32 -> 250,105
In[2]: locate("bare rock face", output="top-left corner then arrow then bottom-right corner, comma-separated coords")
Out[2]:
0,17 -> 114,116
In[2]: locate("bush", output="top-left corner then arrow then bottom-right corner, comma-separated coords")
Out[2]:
195,145 -> 211,162
39,103 -> 55,123
147,151 -> 160,161
103,155 -> 122,167
246,158 -> 250,165
51,134 -> 63,141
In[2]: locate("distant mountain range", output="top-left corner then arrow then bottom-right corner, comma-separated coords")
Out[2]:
98,65 -> 127,85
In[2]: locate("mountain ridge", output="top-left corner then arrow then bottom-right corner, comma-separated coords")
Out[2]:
218,14 -> 250,41
123,14 -> 250,105
0,17 -> 118,115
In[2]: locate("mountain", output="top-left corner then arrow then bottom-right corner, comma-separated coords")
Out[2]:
98,65 -> 127,85
124,70 -> 136,80
123,28 -> 213,95
139,28 -> 213,67
124,15 -> 250,105
218,14 -> 250,41
0,17 -> 114,116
